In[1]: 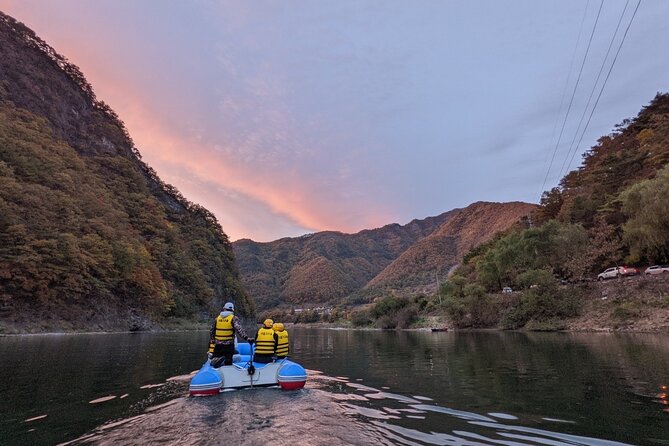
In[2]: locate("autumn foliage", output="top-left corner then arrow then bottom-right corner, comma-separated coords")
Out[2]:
0,12 -> 252,329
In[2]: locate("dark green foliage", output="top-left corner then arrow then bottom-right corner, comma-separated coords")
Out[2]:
474,221 -> 591,291
619,164 -> 669,263
350,309 -> 373,327
370,294 -> 408,319
500,279 -> 581,330
365,294 -> 418,329
438,277 -> 501,328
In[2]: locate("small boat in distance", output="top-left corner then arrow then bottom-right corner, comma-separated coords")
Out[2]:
189,343 -> 307,396
431,328 -> 448,332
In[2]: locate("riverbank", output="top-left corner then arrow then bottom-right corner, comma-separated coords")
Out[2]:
429,274 -> 669,332
2,275 -> 667,335
0,312 -> 211,335
288,274 -> 669,333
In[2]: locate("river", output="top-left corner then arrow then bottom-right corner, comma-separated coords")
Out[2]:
1,328 -> 667,445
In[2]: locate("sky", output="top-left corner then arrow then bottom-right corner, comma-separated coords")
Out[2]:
1,0 -> 668,241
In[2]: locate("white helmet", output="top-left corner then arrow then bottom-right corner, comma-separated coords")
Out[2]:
223,302 -> 234,312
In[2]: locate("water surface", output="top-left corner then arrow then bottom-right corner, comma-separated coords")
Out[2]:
1,329 -> 668,445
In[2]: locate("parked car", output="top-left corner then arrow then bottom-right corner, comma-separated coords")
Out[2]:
597,266 -> 640,281
620,266 -> 640,277
502,286 -> 513,294
645,265 -> 669,275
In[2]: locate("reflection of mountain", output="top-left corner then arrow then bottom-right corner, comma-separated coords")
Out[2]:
0,12 -> 252,332
234,202 -> 535,309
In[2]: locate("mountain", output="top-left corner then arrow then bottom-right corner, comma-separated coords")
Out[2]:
233,202 -> 534,309
367,201 -> 536,290
233,210 -> 458,309
0,12 -> 253,332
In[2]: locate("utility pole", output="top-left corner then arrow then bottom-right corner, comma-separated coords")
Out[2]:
436,269 -> 442,304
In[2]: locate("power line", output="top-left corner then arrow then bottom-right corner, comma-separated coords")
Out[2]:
538,0 -> 590,197
563,0 -> 642,175
538,0 -> 604,202
557,0 -> 631,180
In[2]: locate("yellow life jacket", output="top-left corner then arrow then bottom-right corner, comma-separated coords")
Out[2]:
214,314 -> 234,342
275,330 -> 289,357
255,327 -> 276,355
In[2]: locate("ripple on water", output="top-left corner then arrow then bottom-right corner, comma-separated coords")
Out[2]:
67,372 -> 635,446
488,412 -> 519,420
88,396 -> 116,404
23,414 -> 47,422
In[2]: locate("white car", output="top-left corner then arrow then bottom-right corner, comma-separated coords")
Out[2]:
502,286 -> 513,294
597,266 -> 640,280
598,267 -> 620,280
645,265 -> 669,275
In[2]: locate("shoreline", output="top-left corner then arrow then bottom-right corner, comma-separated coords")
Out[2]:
3,275 -> 667,336
2,322 -> 668,336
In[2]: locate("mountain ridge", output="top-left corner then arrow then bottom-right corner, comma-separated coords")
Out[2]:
233,201 -> 535,309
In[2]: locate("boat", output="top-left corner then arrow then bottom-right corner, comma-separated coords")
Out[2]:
189,343 -> 307,396
431,328 -> 448,332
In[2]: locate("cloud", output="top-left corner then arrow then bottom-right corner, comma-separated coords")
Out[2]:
2,0 -> 668,241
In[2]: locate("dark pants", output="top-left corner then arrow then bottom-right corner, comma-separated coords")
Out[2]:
253,354 -> 273,364
212,343 -> 235,367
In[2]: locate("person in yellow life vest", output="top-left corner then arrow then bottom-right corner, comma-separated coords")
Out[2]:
209,302 -> 252,368
272,322 -> 289,359
253,319 -> 278,364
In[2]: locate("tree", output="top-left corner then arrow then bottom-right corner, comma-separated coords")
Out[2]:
620,165 -> 669,263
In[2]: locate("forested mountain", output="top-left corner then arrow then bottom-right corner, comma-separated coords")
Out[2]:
233,210 -> 458,309
436,93 -> 669,330
468,92 -> 669,290
233,202 -> 533,310
367,202 -> 536,289
0,12 -> 253,332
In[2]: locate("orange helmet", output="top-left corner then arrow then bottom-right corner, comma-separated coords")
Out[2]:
272,322 -> 285,332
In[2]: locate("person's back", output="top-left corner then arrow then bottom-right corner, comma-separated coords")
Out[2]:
273,322 -> 289,359
209,302 -> 251,367
254,319 -> 277,363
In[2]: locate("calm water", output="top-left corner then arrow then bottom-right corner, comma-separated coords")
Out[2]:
1,328 -> 668,445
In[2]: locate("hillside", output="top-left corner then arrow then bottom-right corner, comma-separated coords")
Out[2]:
233,210 -> 458,309
234,202 -> 534,310
367,201 -> 536,290
0,12 -> 253,332
429,93 -> 669,331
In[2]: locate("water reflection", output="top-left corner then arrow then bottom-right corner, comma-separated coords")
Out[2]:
1,329 -> 668,445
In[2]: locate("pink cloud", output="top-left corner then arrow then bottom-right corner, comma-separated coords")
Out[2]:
0,2 -> 400,240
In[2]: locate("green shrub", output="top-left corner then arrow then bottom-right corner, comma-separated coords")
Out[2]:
350,309 -> 372,327
524,319 -> 566,331
611,302 -> 642,320
371,294 -> 409,318
517,269 -> 556,289
501,288 -> 581,329
442,295 -> 467,327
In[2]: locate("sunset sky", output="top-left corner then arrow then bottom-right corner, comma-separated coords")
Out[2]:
1,1 -> 668,241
